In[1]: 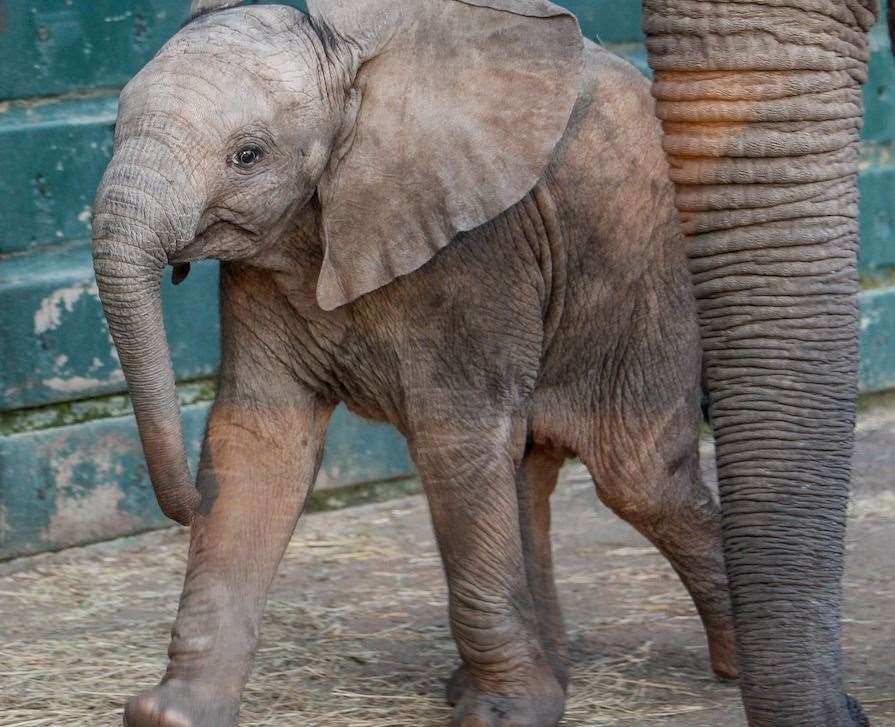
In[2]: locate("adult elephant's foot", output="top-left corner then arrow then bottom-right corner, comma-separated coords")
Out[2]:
706,625 -> 738,681
451,674 -> 565,727
123,681 -> 239,727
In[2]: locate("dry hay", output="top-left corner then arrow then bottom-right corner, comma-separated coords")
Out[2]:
4,444 -> 895,726
0,483 -> 718,726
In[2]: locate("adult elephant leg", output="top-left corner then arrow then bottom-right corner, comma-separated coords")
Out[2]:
642,1 -> 877,725
124,268 -> 333,727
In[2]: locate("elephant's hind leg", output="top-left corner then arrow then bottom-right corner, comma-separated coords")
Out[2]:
517,446 -> 569,688
447,444 -> 569,706
585,440 -> 737,681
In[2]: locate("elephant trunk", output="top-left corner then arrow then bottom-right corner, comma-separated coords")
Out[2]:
643,0 -> 876,724
92,152 -> 200,526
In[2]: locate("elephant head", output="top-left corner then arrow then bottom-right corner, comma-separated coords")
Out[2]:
91,0 -> 581,525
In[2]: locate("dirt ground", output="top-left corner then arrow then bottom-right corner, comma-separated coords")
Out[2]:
2,408 -> 895,726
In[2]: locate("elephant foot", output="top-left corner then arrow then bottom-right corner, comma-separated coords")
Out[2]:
452,674 -> 565,727
706,624 -> 738,681
123,680 -> 239,727
447,660 -> 569,708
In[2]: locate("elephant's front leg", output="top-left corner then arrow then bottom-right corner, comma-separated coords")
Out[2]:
124,392 -> 332,727
447,446 -> 569,708
412,420 -> 564,727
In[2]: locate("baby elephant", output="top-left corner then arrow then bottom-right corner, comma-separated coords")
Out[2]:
92,1 -> 736,725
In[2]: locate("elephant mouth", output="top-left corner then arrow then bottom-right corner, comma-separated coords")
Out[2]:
170,219 -> 258,265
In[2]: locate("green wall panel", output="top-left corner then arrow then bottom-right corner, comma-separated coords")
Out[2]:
0,402 -> 413,560
864,4 -> 895,143
0,1 -> 190,102
860,287 -> 895,393
859,155 -> 895,274
0,97 -> 116,253
564,0 -> 643,45
0,397 -> 210,559
0,0 -> 308,102
0,245 -> 220,411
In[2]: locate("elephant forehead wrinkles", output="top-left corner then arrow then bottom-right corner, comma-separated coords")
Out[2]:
118,62 -> 300,159
135,8 -> 324,106
131,51 -> 293,112
117,14 -> 334,155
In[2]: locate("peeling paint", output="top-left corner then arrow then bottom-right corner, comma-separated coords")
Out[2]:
43,372 -> 123,393
860,304 -> 883,331
104,13 -> 133,23
54,431 -> 127,489
46,483 -> 140,548
33,281 -> 99,335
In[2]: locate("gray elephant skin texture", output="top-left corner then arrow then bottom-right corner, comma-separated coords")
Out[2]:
90,1 -> 880,726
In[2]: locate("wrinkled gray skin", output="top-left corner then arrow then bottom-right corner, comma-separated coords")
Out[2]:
90,1 -> 879,726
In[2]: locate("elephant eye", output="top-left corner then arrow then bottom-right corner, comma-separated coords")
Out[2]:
231,145 -> 264,169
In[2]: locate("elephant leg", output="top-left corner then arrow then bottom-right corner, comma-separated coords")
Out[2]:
412,420 -> 565,727
447,445 -> 568,707
124,267 -> 333,727
124,393 -> 331,727
642,2 -> 877,723
516,447 -> 569,688
589,447 -> 736,681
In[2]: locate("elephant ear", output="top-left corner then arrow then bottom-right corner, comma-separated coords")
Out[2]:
307,0 -> 583,310
188,0 -> 242,21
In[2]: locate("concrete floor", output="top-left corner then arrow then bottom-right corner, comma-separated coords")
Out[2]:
2,407 -> 894,726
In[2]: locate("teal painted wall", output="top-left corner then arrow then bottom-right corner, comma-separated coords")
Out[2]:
1,1 -> 893,558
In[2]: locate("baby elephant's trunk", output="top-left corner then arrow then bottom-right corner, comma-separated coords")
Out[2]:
91,156 -> 199,526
